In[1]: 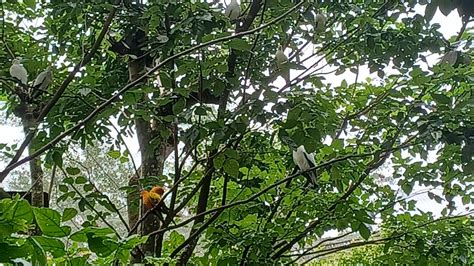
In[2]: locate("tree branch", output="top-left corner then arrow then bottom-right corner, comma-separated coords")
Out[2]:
271,104 -> 418,259
0,3 -> 119,182
301,212 -> 473,264
0,0 -> 305,182
146,142 -> 415,238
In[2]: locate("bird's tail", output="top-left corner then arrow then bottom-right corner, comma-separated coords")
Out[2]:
307,171 -> 318,188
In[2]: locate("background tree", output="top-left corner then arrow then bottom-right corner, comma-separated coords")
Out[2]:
0,0 -> 473,264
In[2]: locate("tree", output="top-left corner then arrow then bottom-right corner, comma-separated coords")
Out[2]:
0,0 -> 473,264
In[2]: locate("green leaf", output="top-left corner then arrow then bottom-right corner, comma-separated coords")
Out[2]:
75,176 -> 87,184
223,159 -> 240,178
172,98 -> 186,114
358,223 -> 371,240
401,182 -> 413,195
52,151 -> 63,168
424,3 -> 437,21
69,256 -> 88,266
195,106 -> 207,116
27,237 -> 47,266
354,210 -> 375,224
58,184 -> 68,193
416,255 -> 428,266
0,243 -> 29,262
438,0 -> 453,16
24,0 -> 35,9
107,150 -> 121,159
30,236 -> 66,258
461,195 -> 470,205
239,214 -> 257,227
227,39 -> 252,51
432,94 -> 451,105
70,227 -> 115,242
213,153 -> 225,169
66,167 -> 81,176
83,183 -> 94,192
122,235 -> 148,249
319,171 -> 330,182
33,208 -> 71,237
463,161 -> 474,175
10,199 -> 34,225
224,149 -> 239,159
62,208 -> 78,222
415,239 -> 424,252
87,235 -> 118,257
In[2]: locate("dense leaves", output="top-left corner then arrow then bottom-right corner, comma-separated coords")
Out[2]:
0,0 -> 473,264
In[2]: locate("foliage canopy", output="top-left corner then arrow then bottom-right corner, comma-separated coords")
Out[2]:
0,0 -> 473,264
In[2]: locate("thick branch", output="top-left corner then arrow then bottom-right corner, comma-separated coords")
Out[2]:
0,0 -> 305,181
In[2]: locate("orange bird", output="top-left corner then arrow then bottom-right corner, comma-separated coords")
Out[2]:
141,186 -> 165,210
141,186 -> 171,225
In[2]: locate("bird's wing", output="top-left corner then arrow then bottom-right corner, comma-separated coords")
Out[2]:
33,71 -> 47,87
303,152 -> 318,186
276,52 -> 288,65
232,5 -> 241,19
293,150 -> 303,169
224,5 -> 233,17
141,191 -> 154,210
303,152 -> 316,168
228,8 -> 239,19
307,152 -> 316,167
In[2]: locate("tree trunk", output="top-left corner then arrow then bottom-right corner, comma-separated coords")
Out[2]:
128,172 -> 140,232
135,117 -> 170,257
20,104 -> 44,207
127,57 -> 174,260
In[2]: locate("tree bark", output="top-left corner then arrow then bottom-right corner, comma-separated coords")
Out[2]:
127,52 -> 175,259
135,117 -> 173,257
127,172 -> 140,232
19,104 -> 44,207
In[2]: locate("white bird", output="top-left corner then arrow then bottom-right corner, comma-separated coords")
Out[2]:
439,50 -> 459,66
31,67 -> 53,100
315,13 -> 327,32
275,48 -> 290,83
33,67 -> 53,90
292,145 -> 317,186
9,58 -> 28,85
225,0 -> 241,21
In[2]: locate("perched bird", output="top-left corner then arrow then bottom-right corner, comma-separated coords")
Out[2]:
32,67 -> 53,99
9,58 -> 28,85
33,67 -> 52,90
440,50 -> 459,66
141,186 -> 169,223
141,186 -> 165,210
315,13 -> 327,32
439,50 -> 471,67
150,185 -> 165,196
292,145 -> 317,186
225,0 -> 241,21
275,48 -> 290,83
